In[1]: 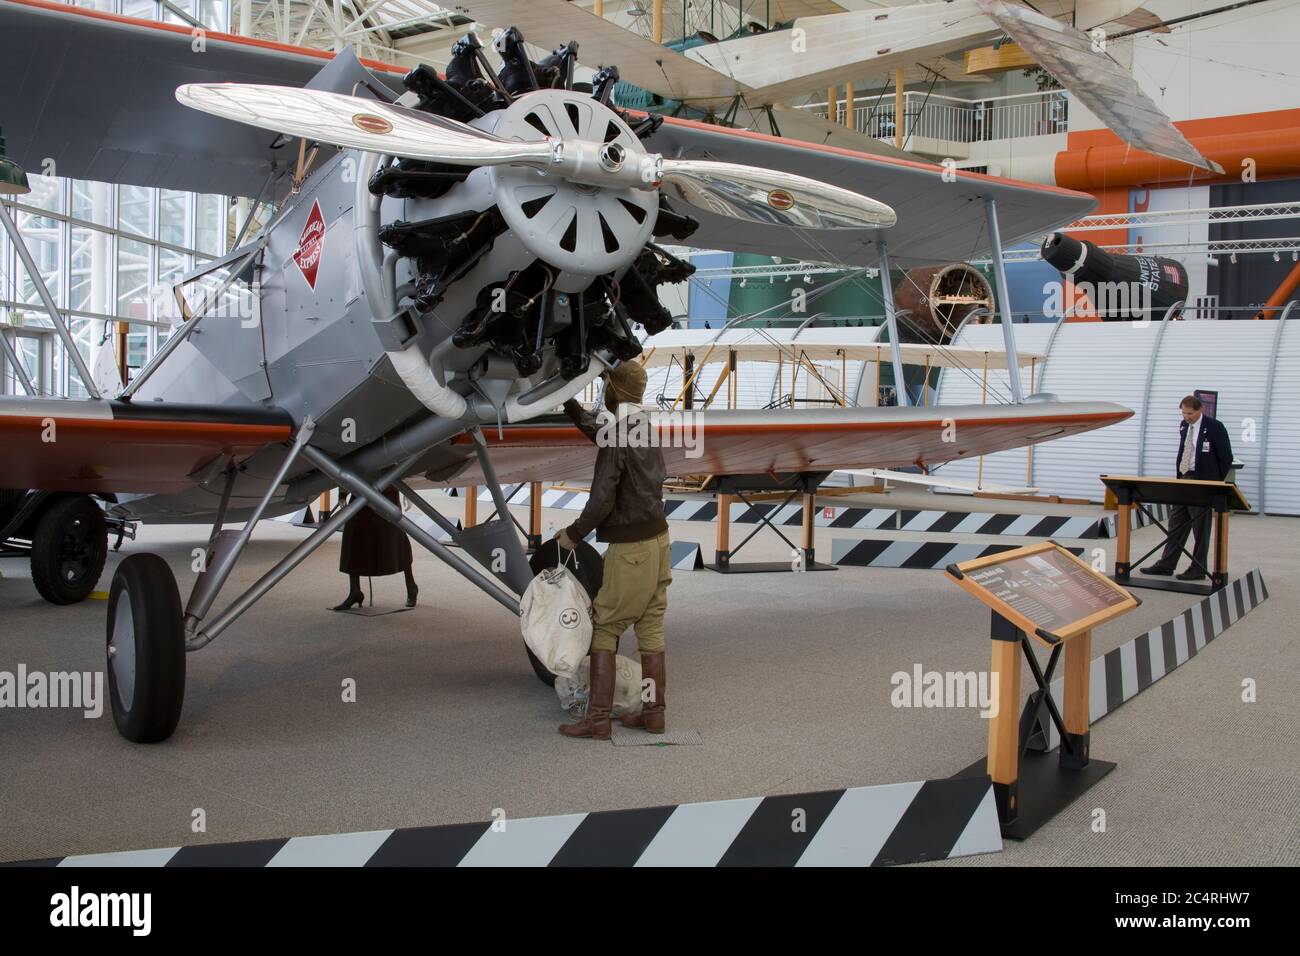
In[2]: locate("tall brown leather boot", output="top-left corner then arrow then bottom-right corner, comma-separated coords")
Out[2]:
559,650 -> 615,739
619,651 -> 665,733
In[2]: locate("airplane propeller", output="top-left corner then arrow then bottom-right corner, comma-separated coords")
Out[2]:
176,83 -> 896,231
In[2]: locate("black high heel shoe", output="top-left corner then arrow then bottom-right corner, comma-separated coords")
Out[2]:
332,591 -> 365,611
405,584 -> 419,608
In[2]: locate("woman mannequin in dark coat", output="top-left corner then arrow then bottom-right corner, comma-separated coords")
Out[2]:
332,486 -> 418,609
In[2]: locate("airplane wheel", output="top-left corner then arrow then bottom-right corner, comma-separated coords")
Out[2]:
525,539 -> 605,687
30,494 -> 107,605
106,554 -> 186,743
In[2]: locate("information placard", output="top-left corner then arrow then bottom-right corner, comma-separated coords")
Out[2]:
946,542 -> 1138,644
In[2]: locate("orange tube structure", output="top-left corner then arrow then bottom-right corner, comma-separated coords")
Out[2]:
1254,259 -> 1300,319
1056,127 -> 1300,190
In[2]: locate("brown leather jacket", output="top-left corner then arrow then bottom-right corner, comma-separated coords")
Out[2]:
562,399 -> 669,544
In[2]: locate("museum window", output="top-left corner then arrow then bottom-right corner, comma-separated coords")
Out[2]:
0,0 -> 238,398
1,177 -> 235,397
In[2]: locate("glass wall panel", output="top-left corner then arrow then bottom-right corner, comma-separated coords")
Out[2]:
120,1 -> 159,19
71,179 -> 114,226
66,318 -> 97,399
69,225 -> 114,316
118,184 -> 154,239
158,246 -> 190,289
117,237 -> 152,322
25,174 -> 64,215
196,0 -> 228,30
195,193 -> 226,257
15,211 -> 62,312
163,0 -> 194,25
159,189 -> 191,248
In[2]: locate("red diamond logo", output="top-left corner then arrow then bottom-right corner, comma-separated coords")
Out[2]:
292,199 -> 326,290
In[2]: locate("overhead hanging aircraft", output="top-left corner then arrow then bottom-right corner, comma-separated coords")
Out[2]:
452,0 -> 1220,173
0,0 -> 1130,743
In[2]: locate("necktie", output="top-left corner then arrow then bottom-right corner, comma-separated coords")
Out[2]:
1180,424 -> 1195,475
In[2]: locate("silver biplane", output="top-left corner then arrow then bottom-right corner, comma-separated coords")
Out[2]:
0,0 -> 1129,742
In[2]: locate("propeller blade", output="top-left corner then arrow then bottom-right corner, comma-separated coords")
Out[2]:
657,159 -> 896,230
175,83 -> 552,168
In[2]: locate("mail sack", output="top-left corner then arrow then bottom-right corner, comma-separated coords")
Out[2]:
520,562 -> 592,679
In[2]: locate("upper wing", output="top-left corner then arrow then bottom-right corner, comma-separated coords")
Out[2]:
974,0 -> 1220,173
0,0 -> 1094,266
0,0 -> 402,199
440,400 -> 1131,486
0,397 -> 292,494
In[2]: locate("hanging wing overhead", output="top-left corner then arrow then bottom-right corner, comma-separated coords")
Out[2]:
973,0 -> 1221,174
439,401 -> 1132,487
0,397 -> 292,494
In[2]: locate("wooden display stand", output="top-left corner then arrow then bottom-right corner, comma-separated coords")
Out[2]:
708,472 -> 835,574
946,542 -> 1139,838
1101,475 -> 1250,595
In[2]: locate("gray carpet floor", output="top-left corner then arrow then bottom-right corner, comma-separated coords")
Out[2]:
1,496 -> 1295,865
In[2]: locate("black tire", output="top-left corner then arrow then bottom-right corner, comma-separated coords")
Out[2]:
30,495 -> 108,605
106,553 -> 186,743
524,539 -> 605,687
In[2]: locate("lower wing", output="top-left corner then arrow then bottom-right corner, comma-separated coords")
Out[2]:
0,397 -> 292,494
445,401 -> 1132,486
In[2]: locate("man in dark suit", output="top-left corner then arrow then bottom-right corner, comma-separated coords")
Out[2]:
1141,395 -> 1234,581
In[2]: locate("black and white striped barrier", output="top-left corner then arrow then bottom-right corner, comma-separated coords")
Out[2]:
831,539 -> 1085,570
583,536 -> 704,571
1133,502 -> 1172,529
464,486 -> 1112,539
817,506 -> 1109,539
12,775 -> 999,868
1093,503 -> 1172,538
1037,569 -> 1268,751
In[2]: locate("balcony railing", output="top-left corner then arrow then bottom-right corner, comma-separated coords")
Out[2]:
819,89 -> 1069,146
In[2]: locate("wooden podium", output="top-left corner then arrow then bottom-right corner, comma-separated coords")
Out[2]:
947,542 -> 1139,838
1101,475 -> 1251,595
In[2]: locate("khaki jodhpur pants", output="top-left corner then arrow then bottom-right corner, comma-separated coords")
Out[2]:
590,531 -> 672,653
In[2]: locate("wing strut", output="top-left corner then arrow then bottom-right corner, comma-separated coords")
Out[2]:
299,444 -> 522,613
985,198 -> 1025,403
877,239 -> 911,408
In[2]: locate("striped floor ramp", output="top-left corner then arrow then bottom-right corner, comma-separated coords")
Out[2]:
13,776 -> 1001,868
1035,569 -> 1267,751
583,536 -> 703,570
832,539 -> 1085,570
461,486 -> 1113,539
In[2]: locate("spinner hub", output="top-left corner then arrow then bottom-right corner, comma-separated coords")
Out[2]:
487,89 -> 659,278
